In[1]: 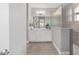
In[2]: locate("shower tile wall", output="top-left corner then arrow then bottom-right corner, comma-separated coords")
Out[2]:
62,4 -> 79,47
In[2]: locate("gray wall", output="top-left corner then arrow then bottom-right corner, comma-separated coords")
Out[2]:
9,3 -> 27,55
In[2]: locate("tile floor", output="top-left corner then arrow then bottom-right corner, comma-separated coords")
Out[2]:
73,44 -> 79,55
27,42 -> 58,55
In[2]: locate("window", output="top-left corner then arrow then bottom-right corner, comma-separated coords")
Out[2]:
67,8 -> 73,21
74,5 -> 79,21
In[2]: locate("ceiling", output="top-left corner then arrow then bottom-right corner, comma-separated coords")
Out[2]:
29,3 -> 63,16
29,3 -> 62,8
31,8 -> 57,16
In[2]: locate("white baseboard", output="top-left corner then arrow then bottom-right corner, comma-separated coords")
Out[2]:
29,40 -> 52,42
52,40 -> 61,54
52,40 -> 70,55
60,51 -> 70,55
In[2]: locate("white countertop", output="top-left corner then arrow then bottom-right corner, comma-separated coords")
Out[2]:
51,26 -> 72,30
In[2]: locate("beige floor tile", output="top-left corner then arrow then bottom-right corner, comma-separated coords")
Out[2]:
27,42 -> 58,55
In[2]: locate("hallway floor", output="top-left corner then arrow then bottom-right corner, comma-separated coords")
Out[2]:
27,42 -> 58,55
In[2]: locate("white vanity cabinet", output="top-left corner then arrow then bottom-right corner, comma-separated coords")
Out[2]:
29,28 -> 52,42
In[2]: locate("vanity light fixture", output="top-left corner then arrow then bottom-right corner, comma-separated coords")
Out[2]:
36,10 -> 46,15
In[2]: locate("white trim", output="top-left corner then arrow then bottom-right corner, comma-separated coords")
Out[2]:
29,40 -> 52,42
60,51 -> 70,55
52,40 -> 61,55
52,40 -> 70,55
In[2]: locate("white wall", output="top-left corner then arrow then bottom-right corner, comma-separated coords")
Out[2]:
52,27 -> 71,55
52,7 -> 62,27
52,6 -> 71,55
0,4 -> 9,50
28,3 -> 62,27
9,3 -> 27,55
